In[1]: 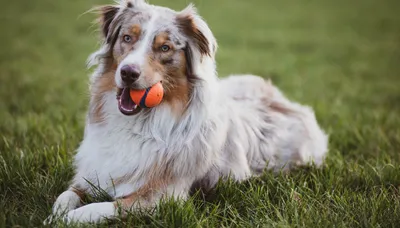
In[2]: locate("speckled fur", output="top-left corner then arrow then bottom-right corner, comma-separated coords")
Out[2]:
47,0 -> 328,224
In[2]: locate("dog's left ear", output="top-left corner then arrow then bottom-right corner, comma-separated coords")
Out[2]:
176,4 -> 217,57
97,5 -> 120,43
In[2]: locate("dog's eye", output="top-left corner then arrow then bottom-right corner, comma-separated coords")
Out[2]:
123,35 -> 132,43
160,45 -> 170,52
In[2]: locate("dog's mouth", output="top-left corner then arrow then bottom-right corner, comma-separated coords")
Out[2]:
116,88 -> 142,116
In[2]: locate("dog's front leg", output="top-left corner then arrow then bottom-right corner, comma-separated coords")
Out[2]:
44,187 -> 84,224
63,201 -> 117,224
64,178 -> 190,224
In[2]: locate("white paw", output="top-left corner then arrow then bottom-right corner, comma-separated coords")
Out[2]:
44,190 -> 81,225
64,202 -> 116,224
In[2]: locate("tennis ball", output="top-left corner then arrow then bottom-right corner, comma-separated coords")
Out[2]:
130,82 -> 164,108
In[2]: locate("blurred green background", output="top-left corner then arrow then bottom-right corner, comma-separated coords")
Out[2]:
1,0 -> 400,227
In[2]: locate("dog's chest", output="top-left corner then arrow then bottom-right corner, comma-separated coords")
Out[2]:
73,124 -> 164,198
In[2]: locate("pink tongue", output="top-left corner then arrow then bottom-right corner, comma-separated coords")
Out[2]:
118,88 -> 138,115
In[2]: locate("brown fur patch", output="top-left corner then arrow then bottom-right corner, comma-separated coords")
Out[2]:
176,14 -> 210,56
113,25 -> 141,64
130,24 -> 141,40
153,32 -> 170,50
70,187 -> 86,200
162,50 -> 191,114
113,179 -> 166,210
89,69 -> 117,124
113,163 -> 173,211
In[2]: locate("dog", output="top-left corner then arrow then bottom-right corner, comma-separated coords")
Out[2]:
47,0 -> 328,224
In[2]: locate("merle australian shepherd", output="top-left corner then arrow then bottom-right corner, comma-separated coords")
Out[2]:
47,0 -> 328,224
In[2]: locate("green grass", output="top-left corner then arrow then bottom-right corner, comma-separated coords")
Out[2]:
1,0 -> 400,227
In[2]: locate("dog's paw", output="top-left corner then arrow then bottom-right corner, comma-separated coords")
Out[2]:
44,190 -> 82,225
63,202 -> 116,224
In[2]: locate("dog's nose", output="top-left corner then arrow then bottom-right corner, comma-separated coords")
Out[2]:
120,64 -> 141,84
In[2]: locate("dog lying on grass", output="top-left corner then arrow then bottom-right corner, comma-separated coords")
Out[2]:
47,0 -> 328,224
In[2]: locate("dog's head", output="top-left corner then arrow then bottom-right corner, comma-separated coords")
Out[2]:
91,0 -> 217,116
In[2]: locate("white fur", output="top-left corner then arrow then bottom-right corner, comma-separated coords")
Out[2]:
116,11 -> 160,89
48,0 -> 328,224
44,190 -> 81,224
52,190 -> 81,214
65,202 -> 116,224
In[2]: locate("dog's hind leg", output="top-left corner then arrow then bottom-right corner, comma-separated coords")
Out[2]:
260,84 -> 329,170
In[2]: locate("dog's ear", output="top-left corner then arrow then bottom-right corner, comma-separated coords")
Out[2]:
176,4 -> 216,57
98,5 -> 120,42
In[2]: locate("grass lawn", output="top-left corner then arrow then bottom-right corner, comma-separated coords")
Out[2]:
1,0 -> 400,227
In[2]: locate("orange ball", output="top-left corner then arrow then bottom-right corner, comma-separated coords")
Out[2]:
130,82 -> 164,108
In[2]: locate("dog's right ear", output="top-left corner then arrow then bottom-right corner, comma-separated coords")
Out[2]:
176,4 -> 217,58
98,5 -> 120,42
